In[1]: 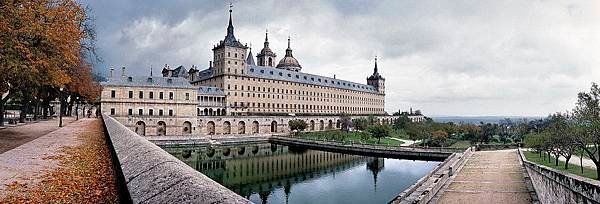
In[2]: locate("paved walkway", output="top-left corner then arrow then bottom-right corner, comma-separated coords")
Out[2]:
0,118 -> 91,197
0,117 -> 75,153
389,138 -> 420,146
436,149 -> 533,204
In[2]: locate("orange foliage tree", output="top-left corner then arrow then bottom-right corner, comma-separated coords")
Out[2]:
0,0 -> 98,125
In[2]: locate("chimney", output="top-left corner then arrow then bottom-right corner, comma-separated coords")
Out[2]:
209,61 -> 213,68
121,66 -> 126,77
109,67 -> 114,78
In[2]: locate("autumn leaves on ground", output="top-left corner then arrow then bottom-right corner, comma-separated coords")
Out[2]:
1,119 -> 119,203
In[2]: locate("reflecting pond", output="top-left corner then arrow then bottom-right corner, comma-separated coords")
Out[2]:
165,143 -> 439,204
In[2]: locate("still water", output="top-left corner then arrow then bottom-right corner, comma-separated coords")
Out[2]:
165,143 -> 439,204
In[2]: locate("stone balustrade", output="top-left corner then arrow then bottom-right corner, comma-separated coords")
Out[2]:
102,113 -> 250,203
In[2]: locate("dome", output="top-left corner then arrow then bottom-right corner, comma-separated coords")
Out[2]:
276,37 -> 302,72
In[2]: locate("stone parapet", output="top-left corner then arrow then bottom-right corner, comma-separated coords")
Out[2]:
101,113 -> 249,203
518,149 -> 600,204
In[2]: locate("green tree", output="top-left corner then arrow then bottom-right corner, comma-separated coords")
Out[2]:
406,122 -> 431,144
573,83 -> 600,179
393,115 -> 411,130
367,124 -> 391,144
288,119 -> 307,136
352,118 -> 369,131
340,113 -> 352,132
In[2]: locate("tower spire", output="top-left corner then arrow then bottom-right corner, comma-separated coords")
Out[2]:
150,65 -> 153,76
285,36 -> 293,57
225,3 -> 236,42
374,56 -> 378,74
264,30 -> 269,47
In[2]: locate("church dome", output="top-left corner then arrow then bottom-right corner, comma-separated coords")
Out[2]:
276,37 -> 302,72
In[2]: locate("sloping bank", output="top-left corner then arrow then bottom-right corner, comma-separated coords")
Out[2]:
102,114 -> 250,203
518,149 -> 600,203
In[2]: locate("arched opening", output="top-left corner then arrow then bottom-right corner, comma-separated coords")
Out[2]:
223,121 -> 231,134
319,120 -> 324,130
157,121 -> 166,136
221,109 -> 226,116
328,120 -> 333,130
268,57 -> 273,67
207,121 -> 215,135
238,121 -> 246,134
209,108 -> 213,116
336,119 -> 341,129
310,120 -> 315,131
216,109 -> 221,116
183,121 -> 192,134
270,121 -> 278,133
252,121 -> 259,134
135,121 -> 145,136
203,108 -> 208,116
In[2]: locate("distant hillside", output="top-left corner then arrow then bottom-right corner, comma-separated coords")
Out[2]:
430,116 -> 543,124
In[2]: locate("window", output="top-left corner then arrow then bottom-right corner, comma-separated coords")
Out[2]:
159,109 -> 163,116
138,109 -> 143,115
110,108 -> 115,115
149,109 -> 153,116
128,109 -> 132,116
169,92 -> 174,100
185,93 -> 190,100
128,91 -> 133,98
159,92 -> 164,99
139,91 -> 143,99
110,90 -> 116,98
149,92 -> 154,99
168,110 -> 173,116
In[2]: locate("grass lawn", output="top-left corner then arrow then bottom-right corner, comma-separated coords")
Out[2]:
298,130 -> 404,145
388,128 -> 410,140
449,140 -> 472,148
524,151 -> 597,180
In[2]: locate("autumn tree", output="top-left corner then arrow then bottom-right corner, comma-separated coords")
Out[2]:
0,0 -> 97,125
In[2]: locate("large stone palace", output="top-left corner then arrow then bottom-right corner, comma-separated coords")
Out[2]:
100,8 -> 424,136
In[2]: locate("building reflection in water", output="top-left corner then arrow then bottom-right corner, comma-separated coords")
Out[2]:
165,143 -> 388,203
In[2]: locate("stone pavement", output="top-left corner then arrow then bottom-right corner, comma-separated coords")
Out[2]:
0,118 -> 93,197
436,149 -> 533,204
0,117 -> 75,153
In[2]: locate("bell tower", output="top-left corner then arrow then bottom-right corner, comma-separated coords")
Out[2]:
212,4 -> 248,76
367,56 -> 385,94
256,30 -> 277,67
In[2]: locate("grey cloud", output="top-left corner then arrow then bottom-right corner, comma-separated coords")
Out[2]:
82,0 -> 600,116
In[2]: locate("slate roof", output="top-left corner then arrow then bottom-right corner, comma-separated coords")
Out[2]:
197,86 -> 225,96
101,76 -> 195,89
246,49 -> 256,66
246,65 -> 378,93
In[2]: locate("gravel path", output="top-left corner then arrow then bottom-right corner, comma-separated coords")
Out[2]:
388,138 -> 420,146
558,154 -> 597,170
0,117 -> 75,154
437,149 -> 533,204
0,118 -> 92,197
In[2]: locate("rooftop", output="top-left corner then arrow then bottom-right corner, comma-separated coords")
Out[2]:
101,76 -> 195,89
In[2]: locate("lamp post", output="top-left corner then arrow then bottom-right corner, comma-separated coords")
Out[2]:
59,87 -> 63,127
76,96 -> 79,120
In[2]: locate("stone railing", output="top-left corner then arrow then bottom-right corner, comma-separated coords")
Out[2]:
101,114 -> 249,203
272,136 -> 466,153
391,148 -> 474,204
518,149 -> 600,204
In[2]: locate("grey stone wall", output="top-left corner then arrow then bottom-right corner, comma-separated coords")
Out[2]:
519,150 -> 600,204
102,114 -> 250,204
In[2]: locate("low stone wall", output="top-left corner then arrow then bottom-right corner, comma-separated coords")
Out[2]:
102,114 -> 249,203
391,148 -> 474,204
476,143 -> 521,151
518,149 -> 600,204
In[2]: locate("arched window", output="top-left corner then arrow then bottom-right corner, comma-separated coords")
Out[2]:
183,121 -> 192,134
157,121 -> 166,136
135,121 -> 145,136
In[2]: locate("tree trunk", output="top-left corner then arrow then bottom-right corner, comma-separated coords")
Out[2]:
597,166 -> 600,180
0,101 -> 4,126
555,153 -> 559,166
565,155 -> 571,169
19,101 -> 27,123
581,152 -> 584,174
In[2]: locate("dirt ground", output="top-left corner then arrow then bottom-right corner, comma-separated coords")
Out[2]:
437,149 -> 533,204
0,117 -> 75,154
0,118 -> 118,203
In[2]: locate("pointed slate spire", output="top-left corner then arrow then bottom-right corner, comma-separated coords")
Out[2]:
246,46 -> 256,66
374,56 -> 378,74
224,3 -> 237,43
285,36 -> 293,57
264,29 -> 270,48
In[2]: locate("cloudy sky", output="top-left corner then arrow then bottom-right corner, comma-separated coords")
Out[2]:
83,0 -> 600,117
